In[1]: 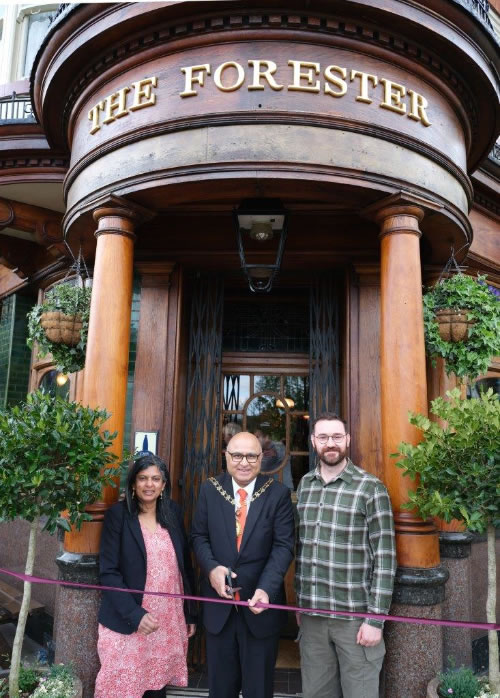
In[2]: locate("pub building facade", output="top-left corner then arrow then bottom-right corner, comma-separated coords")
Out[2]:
0,1 -> 499,696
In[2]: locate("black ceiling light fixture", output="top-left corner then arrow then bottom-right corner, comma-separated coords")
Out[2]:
234,198 -> 288,293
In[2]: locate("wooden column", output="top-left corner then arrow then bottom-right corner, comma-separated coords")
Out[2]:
64,198 -> 149,554
371,197 -> 440,568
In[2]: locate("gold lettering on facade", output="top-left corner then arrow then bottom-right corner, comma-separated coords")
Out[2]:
89,77 -> 157,133
324,65 -> 347,97
129,77 -> 157,111
380,79 -> 406,114
180,64 -> 211,97
287,60 -> 320,93
213,61 -> 245,91
102,87 -> 130,125
407,89 -> 431,126
88,58 -> 433,135
88,101 -> 105,134
248,59 -> 284,91
350,70 -> 379,103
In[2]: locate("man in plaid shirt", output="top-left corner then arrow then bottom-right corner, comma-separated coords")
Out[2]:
295,412 -> 396,698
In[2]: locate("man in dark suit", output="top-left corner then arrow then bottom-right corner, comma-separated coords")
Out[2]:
191,431 -> 295,698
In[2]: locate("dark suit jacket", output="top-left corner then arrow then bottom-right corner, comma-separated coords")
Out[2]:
191,472 -> 295,638
98,499 -> 196,634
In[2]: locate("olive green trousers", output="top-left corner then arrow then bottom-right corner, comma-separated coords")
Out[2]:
298,615 -> 385,698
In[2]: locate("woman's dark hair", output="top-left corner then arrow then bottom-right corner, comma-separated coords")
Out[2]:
125,453 -> 177,531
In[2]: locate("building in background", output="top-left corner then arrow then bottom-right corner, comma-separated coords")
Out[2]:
0,2 -> 499,697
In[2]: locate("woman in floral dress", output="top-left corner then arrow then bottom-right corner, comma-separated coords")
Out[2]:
95,454 -> 196,698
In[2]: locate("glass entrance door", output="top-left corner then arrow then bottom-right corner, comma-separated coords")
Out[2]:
220,370 -> 310,489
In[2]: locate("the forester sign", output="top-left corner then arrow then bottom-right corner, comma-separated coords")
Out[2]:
88,58 -> 431,135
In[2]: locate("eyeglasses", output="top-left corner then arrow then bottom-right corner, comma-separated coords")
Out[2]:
313,434 -> 346,445
227,452 -> 262,464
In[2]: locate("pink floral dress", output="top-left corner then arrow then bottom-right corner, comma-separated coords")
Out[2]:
95,522 -> 188,698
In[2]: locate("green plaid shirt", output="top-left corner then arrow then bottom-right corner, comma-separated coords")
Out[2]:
295,459 -> 396,628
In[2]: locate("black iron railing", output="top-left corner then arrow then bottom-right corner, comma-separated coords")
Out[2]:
0,93 -> 35,124
50,3 -> 71,25
489,140 -> 500,166
450,0 -> 494,29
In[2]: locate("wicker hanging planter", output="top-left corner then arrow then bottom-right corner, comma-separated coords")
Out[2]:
40,310 -> 83,346
434,309 -> 475,343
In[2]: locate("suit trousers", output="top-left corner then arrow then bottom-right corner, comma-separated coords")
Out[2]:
299,615 -> 385,698
206,607 -> 279,698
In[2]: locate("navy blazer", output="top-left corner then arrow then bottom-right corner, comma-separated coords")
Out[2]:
191,472 -> 295,638
98,499 -> 196,634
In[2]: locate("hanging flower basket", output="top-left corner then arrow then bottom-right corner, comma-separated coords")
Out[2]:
27,282 -> 92,375
434,308 -> 475,343
40,311 -> 83,346
423,273 -> 500,381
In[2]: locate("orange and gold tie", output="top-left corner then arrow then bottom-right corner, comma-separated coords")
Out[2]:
236,488 -> 248,551
234,489 -> 248,601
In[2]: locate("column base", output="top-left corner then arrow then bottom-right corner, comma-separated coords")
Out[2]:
54,552 -> 100,698
383,566 -> 449,698
440,532 -> 474,668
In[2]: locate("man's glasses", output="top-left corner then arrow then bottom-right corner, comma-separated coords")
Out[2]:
227,452 -> 262,464
313,434 -> 346,445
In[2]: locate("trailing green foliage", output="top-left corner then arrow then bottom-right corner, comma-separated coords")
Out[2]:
423,274 -> 500,380
27,283 -> 92,375
394,388 -> 499,531
0,390 -> 118,533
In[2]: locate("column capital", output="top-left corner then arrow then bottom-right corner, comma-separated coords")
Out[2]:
92,194 -> 154,240
362,191 -> 442,238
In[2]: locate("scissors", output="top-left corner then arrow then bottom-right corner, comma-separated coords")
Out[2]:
225,567 -> 242,608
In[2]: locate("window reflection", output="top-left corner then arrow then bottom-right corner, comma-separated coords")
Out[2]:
467,377 -> 500,398
221,371 -> 311,489
38,369 -> 70,399
23,10 -> 57,77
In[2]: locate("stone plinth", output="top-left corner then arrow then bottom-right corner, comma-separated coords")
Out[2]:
384,566 -> 449,698
54,552 -> 100,698
440,532 -> 474,668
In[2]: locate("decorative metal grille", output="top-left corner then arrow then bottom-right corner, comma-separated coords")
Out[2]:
451,0 -> 493,30
182,275 -> 224,526
0,93 -> 35,123
309,276 -> 340,466
223,375 -> 241,412
223,301 -> 309,353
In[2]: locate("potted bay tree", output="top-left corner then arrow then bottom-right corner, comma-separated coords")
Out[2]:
395,388 -> 500,696
0,390 -> 119,698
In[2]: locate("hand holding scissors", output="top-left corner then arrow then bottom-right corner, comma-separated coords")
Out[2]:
208,565 -> 239,599
225,567 -> 242,604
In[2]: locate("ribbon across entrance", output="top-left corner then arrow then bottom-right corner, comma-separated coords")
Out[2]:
0,567 -> 498,632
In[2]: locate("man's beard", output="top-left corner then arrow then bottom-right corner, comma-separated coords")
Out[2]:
317,446 -> 347,468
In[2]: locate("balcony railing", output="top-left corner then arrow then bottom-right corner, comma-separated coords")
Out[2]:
0,93 -> 36,124
453,0 -> 494,30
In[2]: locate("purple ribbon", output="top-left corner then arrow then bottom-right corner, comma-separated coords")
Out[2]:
0,567 -> 498,631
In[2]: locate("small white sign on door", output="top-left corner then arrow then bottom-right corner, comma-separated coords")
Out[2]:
134,431 -> 158,455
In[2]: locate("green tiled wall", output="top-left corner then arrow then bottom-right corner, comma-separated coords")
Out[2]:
124,277 -> 142,451
0,294 -> 34,408
0,295 -> 14,407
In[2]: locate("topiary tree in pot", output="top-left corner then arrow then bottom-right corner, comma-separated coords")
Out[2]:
0,390 -> 119,698
395,388 -> 500,694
